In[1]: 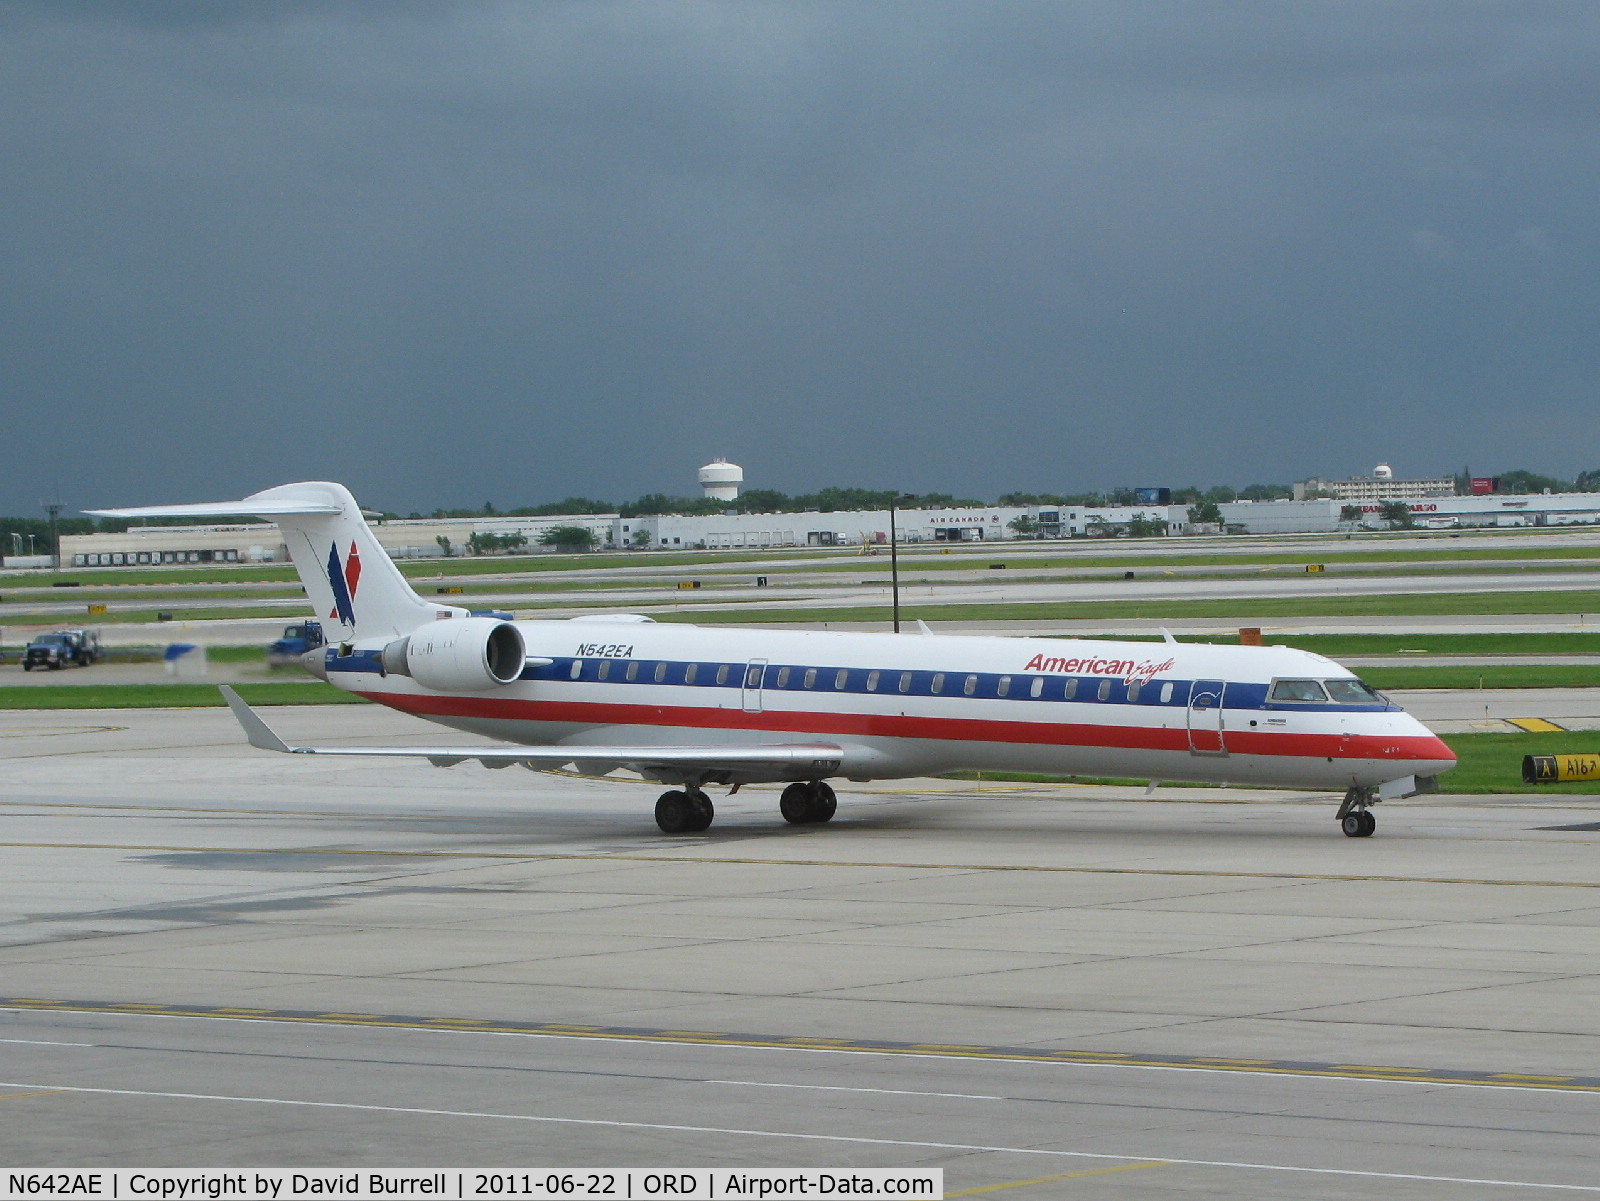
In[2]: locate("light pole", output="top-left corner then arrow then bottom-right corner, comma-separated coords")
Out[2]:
43,501 -> 62,569
888,493 -> 915,632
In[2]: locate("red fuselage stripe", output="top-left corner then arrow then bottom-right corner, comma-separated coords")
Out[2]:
357,691 -> 1454,763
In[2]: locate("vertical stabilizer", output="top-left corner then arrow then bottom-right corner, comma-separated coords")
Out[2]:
88,481 -> 442,641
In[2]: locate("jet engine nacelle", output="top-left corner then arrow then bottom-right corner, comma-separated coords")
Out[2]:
381,618 -> 525,691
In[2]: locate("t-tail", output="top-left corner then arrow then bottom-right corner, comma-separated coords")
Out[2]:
88,481 -> 449,642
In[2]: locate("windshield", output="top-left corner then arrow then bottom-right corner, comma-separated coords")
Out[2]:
33,635 -> 70,647
1324,678 -> 1387,704
1269,678 -> 1327,703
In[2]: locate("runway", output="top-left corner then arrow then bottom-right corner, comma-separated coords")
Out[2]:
2,706 -> 1598,1193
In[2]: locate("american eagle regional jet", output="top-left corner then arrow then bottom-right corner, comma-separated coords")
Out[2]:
92,482 -> 1454,837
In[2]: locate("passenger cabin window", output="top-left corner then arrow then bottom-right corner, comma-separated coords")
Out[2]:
653,662 -> 667,683
625,661 -> 639,681
963,674 -> 977,696
1270,679 -> 1328,703
898,672 -> 912,693
1062,678 -> 1077,700
931,673 -> 945,694
597,661 -> 611,681
776,666 -> 791,687
866,670 -> 881,692
1160,681 -> 1174,703
835,669 -> 849,689
568,661 -> 582,680
685,663 -> 698,684
1325,678 -> 1384,704
1029,677 -> 1044,698
997,675 -> 1011,697
715,664 -> 730,685
1127,681 -> 1141,702
803,668 -> 817,689
746,664 -> 762,687
1097,679 -> 1112,702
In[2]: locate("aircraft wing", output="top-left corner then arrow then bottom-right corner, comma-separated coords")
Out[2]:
219,687 -> 845,774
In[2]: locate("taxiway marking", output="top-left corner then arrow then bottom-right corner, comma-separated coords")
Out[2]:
5,998 -> 1598,1094
2,842 -> 1599,888
707,1080 -> 1003,1100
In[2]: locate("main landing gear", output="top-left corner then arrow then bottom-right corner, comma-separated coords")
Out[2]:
1337,786 -> 1378,838
653,781 -> 838,834
655,788 -> 714,834
780,780 -> 837,826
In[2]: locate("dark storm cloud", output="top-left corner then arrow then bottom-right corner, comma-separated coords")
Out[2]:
2,2 -> 1597,515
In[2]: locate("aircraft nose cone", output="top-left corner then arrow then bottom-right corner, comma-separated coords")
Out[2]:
1407,728 -> 1456,773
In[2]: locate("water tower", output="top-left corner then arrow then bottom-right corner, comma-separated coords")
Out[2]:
699,458 -> 743,502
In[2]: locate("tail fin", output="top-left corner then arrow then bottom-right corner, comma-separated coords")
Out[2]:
88,481 -> 444,641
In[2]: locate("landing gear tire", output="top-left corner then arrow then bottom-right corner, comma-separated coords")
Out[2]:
811,782 -> 837,823
779,783 -> 811,825
780,781 -> 837,825
688,791 -> 714,833
657,789 -> 714,834
1341,810 -> 1376,838
655,790 -> 695,834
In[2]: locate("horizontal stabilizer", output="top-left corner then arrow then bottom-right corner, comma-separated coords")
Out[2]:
87,498 -> 341,519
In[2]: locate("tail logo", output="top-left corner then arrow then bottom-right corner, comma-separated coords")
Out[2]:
326,541 -> 361,626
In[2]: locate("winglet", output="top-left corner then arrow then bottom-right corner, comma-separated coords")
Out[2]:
219,686 -> 292,753
915,619 -> 934,635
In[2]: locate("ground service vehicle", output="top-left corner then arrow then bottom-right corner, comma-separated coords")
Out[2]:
22,628 -> 102,670
268,621 -> 326,667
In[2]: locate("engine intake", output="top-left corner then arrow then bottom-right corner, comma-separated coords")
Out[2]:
382,618 -> 525,691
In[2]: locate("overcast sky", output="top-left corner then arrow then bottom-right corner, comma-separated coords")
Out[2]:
3,1 -> 1597,515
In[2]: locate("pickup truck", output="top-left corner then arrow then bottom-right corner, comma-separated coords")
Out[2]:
268,621 -> 326,667
22,629 -> 102,670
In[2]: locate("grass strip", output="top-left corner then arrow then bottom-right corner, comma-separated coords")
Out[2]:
1254,633 -> 1600,656
1359,665 -> 1600,690
0,682 -> 363,709
1439,731 -> 1600,794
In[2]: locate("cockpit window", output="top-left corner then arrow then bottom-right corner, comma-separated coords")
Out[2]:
1269,678 -> 1327,703
1325,678 -> 1385,704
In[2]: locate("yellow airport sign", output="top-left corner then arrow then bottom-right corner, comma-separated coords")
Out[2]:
1523,753 -> 1600,784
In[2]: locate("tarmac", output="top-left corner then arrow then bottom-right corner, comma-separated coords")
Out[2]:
1,703 -> 1598,1193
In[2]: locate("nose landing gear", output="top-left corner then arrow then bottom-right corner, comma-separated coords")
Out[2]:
1337,786 -> 1378,838
779,780 -> 837,825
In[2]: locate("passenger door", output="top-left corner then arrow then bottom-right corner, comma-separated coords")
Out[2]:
742,658 -> 768,714
1188,679 -> 1228,756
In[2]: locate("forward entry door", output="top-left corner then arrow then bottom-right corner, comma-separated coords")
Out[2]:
1187,679 -> 1228,755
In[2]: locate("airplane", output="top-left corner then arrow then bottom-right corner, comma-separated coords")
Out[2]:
90,481 -> 1455,838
